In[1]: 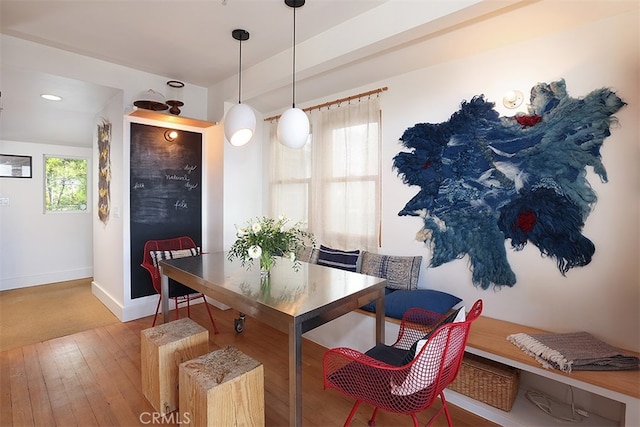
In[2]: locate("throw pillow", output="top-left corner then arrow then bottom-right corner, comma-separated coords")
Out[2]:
359,289 -> 462,319
150,247 -> 201,267
390,330 -> 445,396
360,252 -> 422,290
149,247 -> 201,298
364,344 -> 409,367
359,287 -> 397,313
316,245 -> 360,272
401,305 -> 465,364
392,306 -> 467,395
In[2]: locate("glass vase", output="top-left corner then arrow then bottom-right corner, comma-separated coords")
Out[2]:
259,251 -> 273,278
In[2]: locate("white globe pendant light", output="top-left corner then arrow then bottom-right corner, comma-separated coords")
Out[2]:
224,29 -> 256,147
277,107 -> 309,148
278,0 -> 309,149
226,102 -> 256,147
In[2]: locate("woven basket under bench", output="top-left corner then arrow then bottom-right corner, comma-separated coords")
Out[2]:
448,353 -> 520,411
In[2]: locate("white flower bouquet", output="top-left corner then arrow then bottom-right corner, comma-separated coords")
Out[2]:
228,215 -> 315,273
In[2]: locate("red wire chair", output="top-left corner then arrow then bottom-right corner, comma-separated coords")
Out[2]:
323,299 -> 483,427
141,236 -> 218,333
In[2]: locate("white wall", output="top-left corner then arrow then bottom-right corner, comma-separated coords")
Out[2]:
222,105 -> 266,250
91,93 -> 125,314
0,141 -> 93,289
304,10 -> 639,353
1,35 -> 213,322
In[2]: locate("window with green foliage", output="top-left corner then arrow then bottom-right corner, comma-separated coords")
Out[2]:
44,156 -> 89,212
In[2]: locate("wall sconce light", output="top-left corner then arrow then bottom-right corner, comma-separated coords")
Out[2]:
164,129 -> 178,142
134,89 -> 168,111
503,90 -> 524,109
224,29 -> 256,147
166,80 -> 185,115
277,0 -> 310,149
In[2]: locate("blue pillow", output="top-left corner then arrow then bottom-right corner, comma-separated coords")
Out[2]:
360,288 -> 396,313
360,289 -> 462,319
317,244 -> 360,272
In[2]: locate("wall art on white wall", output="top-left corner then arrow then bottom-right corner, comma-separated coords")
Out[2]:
0,154 -> 32,178
393,79 -> 626,289
97,119 -> 111,225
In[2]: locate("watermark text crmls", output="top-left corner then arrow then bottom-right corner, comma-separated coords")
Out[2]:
139,411 -> 191,425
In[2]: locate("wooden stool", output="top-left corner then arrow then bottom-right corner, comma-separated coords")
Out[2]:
179,346 -> 264,426
141,318 -> 209,414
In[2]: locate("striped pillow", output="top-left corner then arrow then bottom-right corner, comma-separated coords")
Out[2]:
317,245 -> 360,272
150,247 -> 200,268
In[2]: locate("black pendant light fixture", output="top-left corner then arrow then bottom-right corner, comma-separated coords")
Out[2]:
277,0 -> 310,149
224,29 -> 256,147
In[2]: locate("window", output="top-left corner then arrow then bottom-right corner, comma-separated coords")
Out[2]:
269,96 -> 381,250
44,155 -> 89,212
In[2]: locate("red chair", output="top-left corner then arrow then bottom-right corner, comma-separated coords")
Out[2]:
141,236 -> 219,333
323,299 -> 483,427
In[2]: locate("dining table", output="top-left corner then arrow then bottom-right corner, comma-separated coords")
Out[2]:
158,252 -> 387,426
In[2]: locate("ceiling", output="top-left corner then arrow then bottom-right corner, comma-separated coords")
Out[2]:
1,0 -> 388,89
1,0 -> 637,147
1,0 -> 388,145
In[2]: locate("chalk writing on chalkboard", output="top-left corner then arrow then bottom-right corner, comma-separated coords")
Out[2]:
130,126 -> 202,225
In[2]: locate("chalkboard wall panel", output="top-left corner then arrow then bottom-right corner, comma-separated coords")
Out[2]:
130,123 -> 203,299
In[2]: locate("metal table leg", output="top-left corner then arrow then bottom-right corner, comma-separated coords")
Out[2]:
289,321 -> 303,426
160,270 -> 169,324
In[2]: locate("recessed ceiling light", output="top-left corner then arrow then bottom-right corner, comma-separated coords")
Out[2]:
41,94 -> 62,101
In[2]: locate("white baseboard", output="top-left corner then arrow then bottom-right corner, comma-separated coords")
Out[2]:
91,281 -> 230,323
91,280 -> 125,321
120,295 -> 162,323
1,268 -> 93,291
92,280 -> 159,322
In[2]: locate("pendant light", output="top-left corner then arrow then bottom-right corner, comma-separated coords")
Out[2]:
277,0 -> 309,149
224,29 -> 256,147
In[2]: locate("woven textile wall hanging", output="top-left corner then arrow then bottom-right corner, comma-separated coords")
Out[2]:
393,79 -> 626,289
97,119 -> 111,226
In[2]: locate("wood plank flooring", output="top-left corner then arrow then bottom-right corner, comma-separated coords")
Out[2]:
1,303 -> 497,426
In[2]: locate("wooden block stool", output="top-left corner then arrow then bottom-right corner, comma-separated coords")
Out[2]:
179,346 -> 264,426
141,318 -> 209,415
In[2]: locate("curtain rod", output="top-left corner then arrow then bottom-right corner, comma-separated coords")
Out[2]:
264,86 -> 388,122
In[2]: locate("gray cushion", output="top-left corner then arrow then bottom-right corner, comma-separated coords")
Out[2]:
360,251 -> 422,290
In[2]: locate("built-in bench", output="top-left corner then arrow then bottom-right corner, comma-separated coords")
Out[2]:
452,316 -> 639,426
302,245 -> 639,426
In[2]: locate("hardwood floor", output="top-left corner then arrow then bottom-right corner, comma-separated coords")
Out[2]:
0,303 -> 496,426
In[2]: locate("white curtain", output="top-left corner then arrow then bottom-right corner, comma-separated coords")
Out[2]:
268,95 -> 381,251
268,120 -> 312,225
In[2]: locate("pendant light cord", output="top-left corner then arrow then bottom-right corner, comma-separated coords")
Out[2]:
238,38 -> 243,104
292,5 -> 297,108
